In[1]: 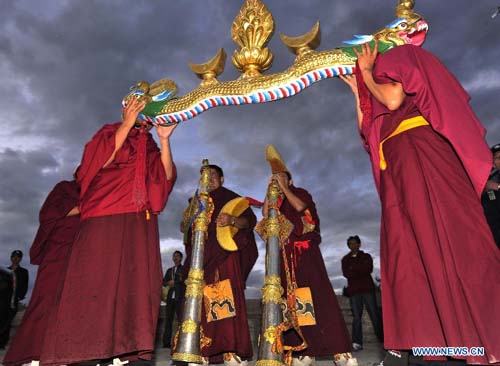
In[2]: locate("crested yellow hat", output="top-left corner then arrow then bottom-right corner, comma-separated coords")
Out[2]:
216,197 -> 250,251
265,144 -> 290,175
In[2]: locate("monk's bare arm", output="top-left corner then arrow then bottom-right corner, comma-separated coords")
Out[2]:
66,206 -> 80,216
354,42 -> 406,111
262,196 -> 269,218
361,71 -> 405,111
339,74 -> 363,129
156,124 -> 177,180
281,186 -> 307,213
273,174 -> 307,212
104,98 -> 145,168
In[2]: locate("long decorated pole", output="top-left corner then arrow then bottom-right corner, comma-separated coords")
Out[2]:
257,181 -> 285,366
172,159 -> 212,364
256,179 -> 295,366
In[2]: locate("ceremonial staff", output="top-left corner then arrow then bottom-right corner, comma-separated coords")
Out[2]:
172,159 -> 213,364
255,146 -> 294,366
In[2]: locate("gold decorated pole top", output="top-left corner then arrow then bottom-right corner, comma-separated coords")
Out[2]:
268,182 -> 280,201
200,159 -> 210,190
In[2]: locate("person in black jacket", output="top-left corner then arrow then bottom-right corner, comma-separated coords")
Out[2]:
482,143 -> 500,249
0,250 -> 29,348
0,267 -> 14,350
341,236 -> 383,351
162,250 -> 184,348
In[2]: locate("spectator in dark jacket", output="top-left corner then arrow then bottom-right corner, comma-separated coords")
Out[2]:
0,250 -> 29,349
162,250 -> 184,348
0,267 -> 14,350
341,236 -> 383,351
482,143 -> 500,249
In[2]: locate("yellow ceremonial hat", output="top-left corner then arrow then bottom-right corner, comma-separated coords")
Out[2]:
216,197 -> 250,251
265,144 -> 290,175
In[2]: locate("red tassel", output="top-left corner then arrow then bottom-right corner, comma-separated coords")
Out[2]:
293,240 -> 310,268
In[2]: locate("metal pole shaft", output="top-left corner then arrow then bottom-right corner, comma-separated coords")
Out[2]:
172,159 -> 211,364
257,182 -> 285,366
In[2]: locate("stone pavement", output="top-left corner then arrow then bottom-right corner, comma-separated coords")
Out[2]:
0,296 -> 386,366
0,346 -> 385,366
150,343 -> 385,366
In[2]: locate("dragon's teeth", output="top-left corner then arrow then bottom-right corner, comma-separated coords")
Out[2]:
418,23 -> 428,32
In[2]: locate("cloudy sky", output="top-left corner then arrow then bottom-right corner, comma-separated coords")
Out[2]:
1,0 -> 499,300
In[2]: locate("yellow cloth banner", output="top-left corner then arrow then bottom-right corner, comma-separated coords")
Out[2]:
295,287 -> 316,326
204,279 -> 236,322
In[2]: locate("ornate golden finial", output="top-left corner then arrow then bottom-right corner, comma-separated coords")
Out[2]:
280,21 -> 321,58
395,0 -> 420,23
200,159 -> 210,188
231,0 -> 275,77
189,48 -> 227,87
396,0 -> 415,17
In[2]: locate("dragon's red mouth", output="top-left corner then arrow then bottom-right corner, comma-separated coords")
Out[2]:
400,20 -> 428,47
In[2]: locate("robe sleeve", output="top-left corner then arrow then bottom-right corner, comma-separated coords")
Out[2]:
30,181 -> 79,265
288,187 -> 321,240
374,45 -> 491,197
77,124 -> 118,199
355,60 -> 384,193
234,207 -> 258,283
147,153 -> 177,214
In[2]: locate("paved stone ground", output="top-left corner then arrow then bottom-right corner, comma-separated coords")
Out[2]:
0,343 -> 385,366
0,296 -> 386,366
153,342 -> 384,366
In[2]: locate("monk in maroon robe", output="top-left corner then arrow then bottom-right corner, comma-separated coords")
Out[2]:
263,171 -> 353,366
2,180 -> 80,366
39,97 -> 177,366
181,165 -> 258,365
341,43 -> 500,365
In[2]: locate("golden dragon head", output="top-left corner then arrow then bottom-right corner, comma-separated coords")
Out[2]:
343,0 -> 428,50
122,78 -> 179,126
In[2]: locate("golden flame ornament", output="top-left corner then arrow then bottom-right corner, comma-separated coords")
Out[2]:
231,0 -> 275,77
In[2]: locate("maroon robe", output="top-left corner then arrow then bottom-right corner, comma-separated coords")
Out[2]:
279,186 -> 351,357
182,186 -> 258,363
3,181 -> 80,366
39,124 -> 176,366
357,45 -> 500,364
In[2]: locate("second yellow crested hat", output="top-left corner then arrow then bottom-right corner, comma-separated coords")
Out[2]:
265,144 -> 290,175
216,197 -> 250,251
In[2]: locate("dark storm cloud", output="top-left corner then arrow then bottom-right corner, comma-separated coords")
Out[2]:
1,1 -> 499,297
